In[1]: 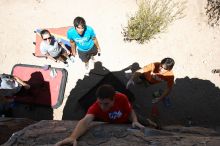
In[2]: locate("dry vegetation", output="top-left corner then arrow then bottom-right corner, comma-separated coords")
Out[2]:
122,0 -> 186,43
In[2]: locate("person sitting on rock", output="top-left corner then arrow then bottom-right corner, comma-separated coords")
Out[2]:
55,84 -> 144,146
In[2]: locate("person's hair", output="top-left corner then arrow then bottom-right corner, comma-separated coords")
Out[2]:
161,57 -> 175,70
73,16 -> 86,28
96,84 -> 115,100
40,29 -> 51,38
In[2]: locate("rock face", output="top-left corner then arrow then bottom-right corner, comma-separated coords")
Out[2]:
0,117 -> 35,145
3,120 -> 220,146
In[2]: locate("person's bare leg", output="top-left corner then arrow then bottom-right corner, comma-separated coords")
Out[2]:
62,51 -> 69,60
57,56 -> 65,63
58,51 -> 68,63
57,55 -> 69,67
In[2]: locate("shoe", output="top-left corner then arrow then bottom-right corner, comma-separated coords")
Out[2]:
85,63 -> 89,70
50,68 -> 57,78
64,62 -> 69,67
163,96 -> 172,108
69,56 -> 75,63
153,89 -> 163,98
43,65 -> 51,71
91,56 -> 95,63
91,55 -> 94,60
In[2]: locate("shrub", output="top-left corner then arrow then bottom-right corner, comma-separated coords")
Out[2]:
122,0 -> 186,44
205,0 -> 220,27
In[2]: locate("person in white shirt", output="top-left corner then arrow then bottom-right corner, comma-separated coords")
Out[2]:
40,29 -> 75,67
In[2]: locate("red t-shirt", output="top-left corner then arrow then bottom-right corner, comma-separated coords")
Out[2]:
87,92 -> 132,123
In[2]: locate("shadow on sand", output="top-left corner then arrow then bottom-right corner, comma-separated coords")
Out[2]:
11,71 -> 53,120
62,62 -> 220,129
62,61 -> 135,120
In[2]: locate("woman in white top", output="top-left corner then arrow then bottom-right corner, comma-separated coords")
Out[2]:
40,29 -> 74,67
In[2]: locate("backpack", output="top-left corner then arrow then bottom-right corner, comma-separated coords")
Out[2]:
0,74 -> 13,87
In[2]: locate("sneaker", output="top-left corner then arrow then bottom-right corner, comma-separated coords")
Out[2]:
91,55 -> 95,61
91,55 -> 95,64
162,96 -> 172,108
50,68 -> 57,78
84,64 -> 90,75
64,62 -> 69,67
85,63 -> 89,70
43,65 -> 51,71
69,56 -> 75,63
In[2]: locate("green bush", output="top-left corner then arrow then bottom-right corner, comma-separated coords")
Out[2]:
122,0 -> 186,44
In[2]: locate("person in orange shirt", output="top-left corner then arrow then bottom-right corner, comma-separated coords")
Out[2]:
127,57 -> 175,104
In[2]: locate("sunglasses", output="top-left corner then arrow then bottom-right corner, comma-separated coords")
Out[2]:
43,36 -> 52,40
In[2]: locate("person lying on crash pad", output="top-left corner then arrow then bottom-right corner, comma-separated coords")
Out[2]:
0,73 -> 30,98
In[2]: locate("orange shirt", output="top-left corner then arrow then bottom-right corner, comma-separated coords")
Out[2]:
143,62 -> 174,88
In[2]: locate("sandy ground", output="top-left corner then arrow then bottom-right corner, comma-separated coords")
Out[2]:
0,0 -> 220,124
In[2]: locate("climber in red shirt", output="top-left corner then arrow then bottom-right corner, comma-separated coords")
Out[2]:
55,84 -> 144,146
